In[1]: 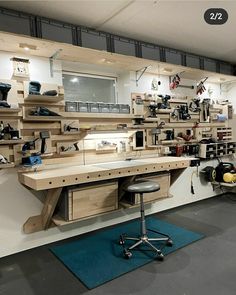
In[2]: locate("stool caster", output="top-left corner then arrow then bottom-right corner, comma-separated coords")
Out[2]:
119,234 -> 125,245
156,253 -> 164,261
123,249 -> 132,259
166,239 -> 173,247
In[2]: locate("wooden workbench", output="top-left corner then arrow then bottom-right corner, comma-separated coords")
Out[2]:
19,156 -> 191,233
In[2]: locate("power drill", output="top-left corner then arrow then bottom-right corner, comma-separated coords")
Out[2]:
0,83 -> 11,108
157,95 -> 171,109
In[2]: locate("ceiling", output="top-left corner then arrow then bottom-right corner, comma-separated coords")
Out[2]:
0,0 -> 235,63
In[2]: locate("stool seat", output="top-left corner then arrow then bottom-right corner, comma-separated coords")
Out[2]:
125,179 -> 160,194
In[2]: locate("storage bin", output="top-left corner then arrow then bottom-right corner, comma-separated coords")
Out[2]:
65,101 -> 78,112
99,103 -> 110,113
119,104 -> 130,114
88,102 -> 99,113
109,104 -> 120,113
78,101 -> 88,112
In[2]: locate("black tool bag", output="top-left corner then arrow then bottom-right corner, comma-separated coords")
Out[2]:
215,162 -> 235,182
43,90 -> 58,96
0,101 -> 10,108
29,81 -> 41,95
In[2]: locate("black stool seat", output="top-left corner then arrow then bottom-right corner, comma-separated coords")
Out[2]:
125,179 -> 160,194
119,179 -> 173,260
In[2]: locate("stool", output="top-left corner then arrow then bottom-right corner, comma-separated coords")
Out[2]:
119,179 -> 173,260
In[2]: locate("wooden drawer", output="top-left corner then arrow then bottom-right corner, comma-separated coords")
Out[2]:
122,173 -> 170,205
68,181 -> 118,220
135,173 -> 170,204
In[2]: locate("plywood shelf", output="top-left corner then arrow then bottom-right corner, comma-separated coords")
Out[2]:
169,99 -> 188,103
23,116 -> 63,122
24,95 -> 64,103
52,209 -> 120,226
156,109 -> 172,114
0,108 -> 21,113
60,112 -> 133,119
58,151 -> 81,156
0,163 -> 15,168
0,139 -> 24,145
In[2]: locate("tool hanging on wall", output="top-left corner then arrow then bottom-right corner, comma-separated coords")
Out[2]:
0,82 -> 11,108
165,129 -> 174,140
60,142 -> 79,152
179,104 -> 191,120
177,129 -> 193,141
0,123 -> 20,140
29,81 -> 58,96
189,97 -> 201,112
39,131 -> 50,154
133,95 -> 144,116
151,78 -> 159,91
151,128 -> 161,145
0,154 -> 8,164
201,98 -> 211,121
148,103 -> 158,117
196,77 -> 208,95
157,95 -> 171,109
42,90 -> 58,96
169,74 -> 181,90
22,138 -> 39,155
64,122 -> 79,132
171,107 -> 179,119
29,81 -> 41,95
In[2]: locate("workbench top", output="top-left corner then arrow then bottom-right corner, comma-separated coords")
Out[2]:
19,156 -> 191,191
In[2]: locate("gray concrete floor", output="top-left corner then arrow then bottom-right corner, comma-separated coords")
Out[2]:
1,194 -> 236,295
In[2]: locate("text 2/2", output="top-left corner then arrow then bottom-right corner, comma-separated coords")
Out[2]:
210,12 -> 222,20
204,8 -> 228,25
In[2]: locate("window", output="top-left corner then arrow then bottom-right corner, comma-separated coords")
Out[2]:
62,72 -> 117,103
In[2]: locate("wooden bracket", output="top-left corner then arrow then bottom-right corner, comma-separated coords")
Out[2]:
23,187 -> 62,234
49,49 -> 62,78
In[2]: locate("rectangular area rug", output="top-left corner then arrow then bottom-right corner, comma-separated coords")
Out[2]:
50,217 -> 204,289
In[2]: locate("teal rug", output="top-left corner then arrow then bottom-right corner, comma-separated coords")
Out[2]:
50,217 -> 204,289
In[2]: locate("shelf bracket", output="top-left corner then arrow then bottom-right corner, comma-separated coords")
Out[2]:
136,66 -> 149,86
49,49 -> 62,78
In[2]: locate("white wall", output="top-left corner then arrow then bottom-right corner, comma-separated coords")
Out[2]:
0,51 -> 233,258
226,83 -> 236,112
0,52 -> 62,85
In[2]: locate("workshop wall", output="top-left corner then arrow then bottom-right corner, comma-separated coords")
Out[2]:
0,51 -> 234,257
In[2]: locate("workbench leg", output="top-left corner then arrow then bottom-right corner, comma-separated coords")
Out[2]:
23,187 -> 63,234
